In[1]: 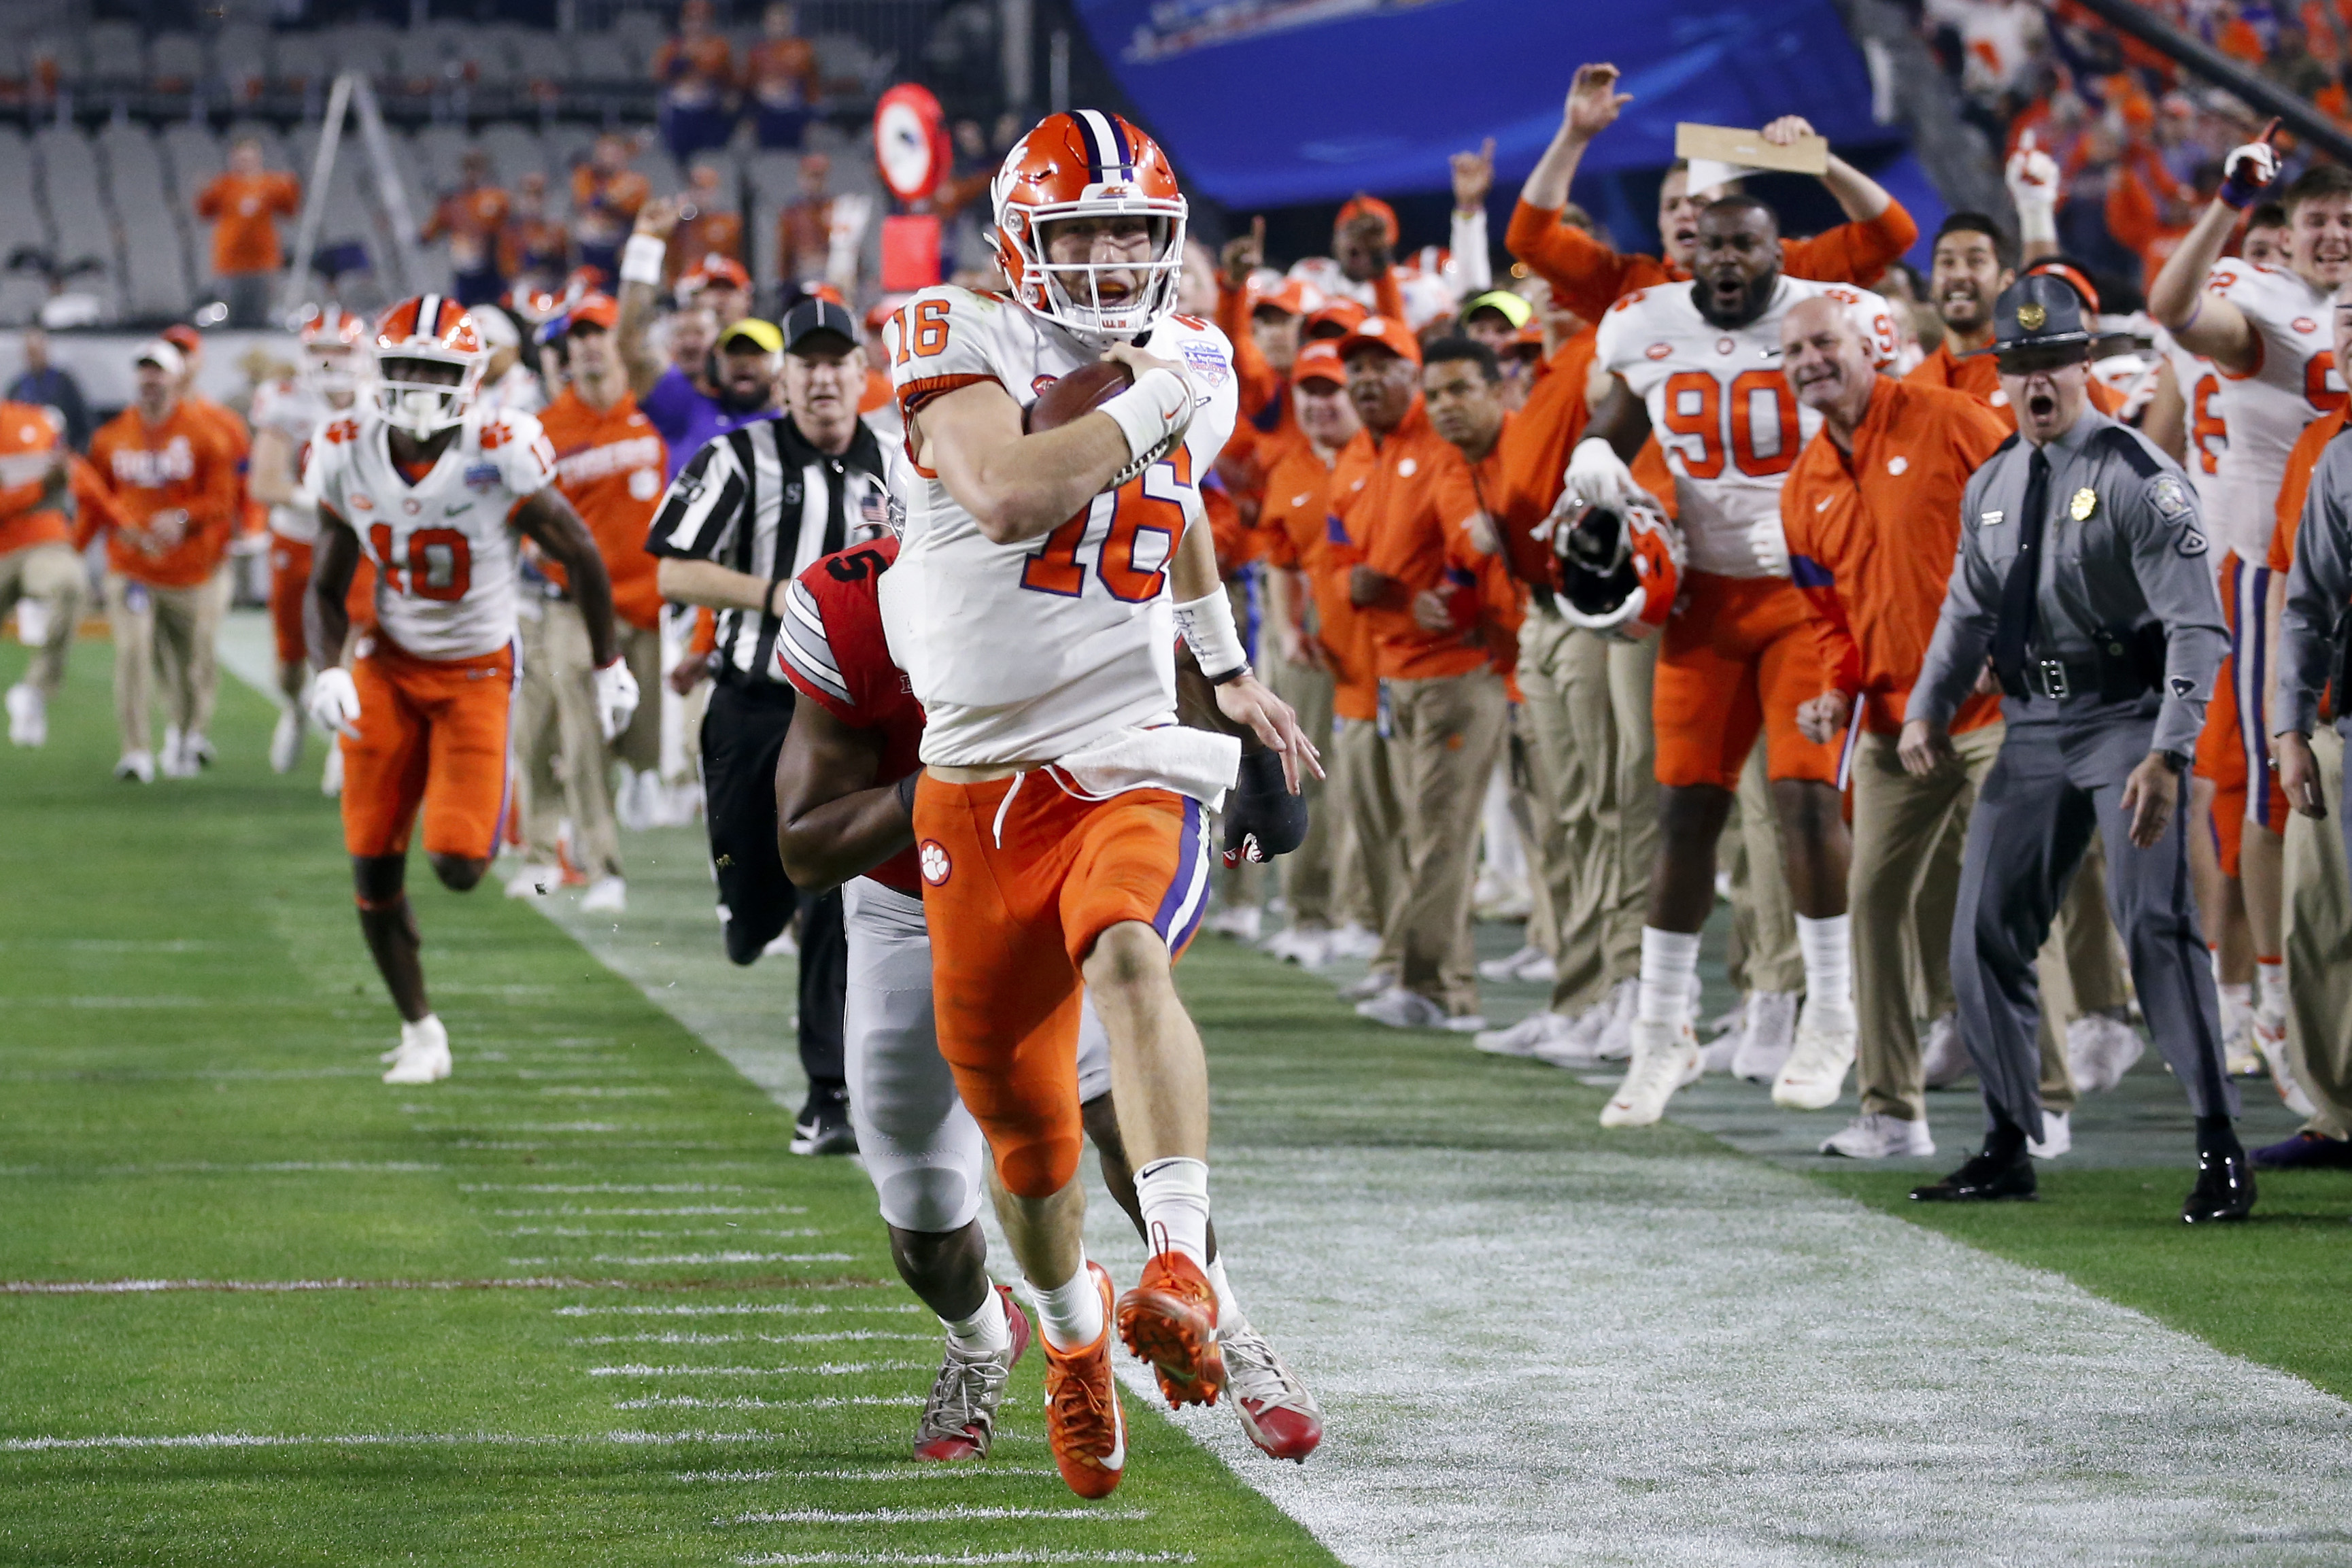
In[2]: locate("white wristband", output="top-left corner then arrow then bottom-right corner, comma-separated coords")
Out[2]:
1097,367 -> 1194,474
1173,587 -> 1247,681
2015,203 -> 2057,246
619,233 -> 668,288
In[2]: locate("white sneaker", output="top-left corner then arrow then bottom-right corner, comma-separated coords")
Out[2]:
1472,871 -> 1533,922
1204,904 -> 1263,942
2066,1010 -> 2144,1094
321,743 -> 344,797
505,862 -> 562,898
1731,990 -> 1800,1083
114,749 -> 155,783
1476,944 -> 1548,983
1820,1112 -> 1935,1158
762,927 -> 799,958
1473,1009 -> 1571,1058
1599,1019 -> 1702,1127
1772,1002 -> 1858,1110
158,725 -> 198,779
5,682 -> 45,747
1512,948 -> 1557,983
612,769 -> 651,832
1354,987 -> 1447,1029
2223,993 -> 2262,1077
580,875 -> 627,915
182,732 -> 215,770
1589,978 -> 1639,1061
2253,1011 -> 2319,1118
1920,1009 -> 1969,1089
1264,927 -> 1333,968
1337,970 -> 1393,1003
270,707 -> 304,773
2028,1109 -> 2071,1159
1323,923 -> 1383,961
382,1015 -> 453,1085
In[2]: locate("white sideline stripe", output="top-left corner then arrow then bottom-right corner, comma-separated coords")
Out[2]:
463,1183 -> 751,1193
615,1395 -> 924,1411
577,1332 -> 937,1346
736,1555 -> 1192,1567
494,1206 -> 808,1217
511,1252 -> 853,1267
728,1507 -> 1151,1525
1,1161 -> 447,1177
556,1303 -> 919,1317
681,1468 -> 1057,1483
6,1430 -> 844,1454
589,1362 -> 927,1377
507,1228 -> 825,1238
5,1277 -> 607,1295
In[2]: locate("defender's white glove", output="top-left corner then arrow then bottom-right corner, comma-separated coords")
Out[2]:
592,656 -> 641,742
1565,437 -> 1647,509
307,667 -> 361,738
2005,132 -> 2059,245
2218,125 -> 2282,210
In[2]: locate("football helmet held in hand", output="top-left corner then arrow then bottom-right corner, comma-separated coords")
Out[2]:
1547,489 -> 1684,642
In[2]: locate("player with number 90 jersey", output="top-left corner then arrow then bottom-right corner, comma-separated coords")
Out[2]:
1595,275 -> 1898,579
879,284 -> 1239,766
308,403 -> 558,660
2202,260 -> 2345,560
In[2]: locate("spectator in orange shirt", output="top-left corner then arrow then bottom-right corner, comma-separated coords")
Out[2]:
1330,316 -> 1510,1031
776,153 -> 838,290
572,133 -> 652,284
194,137 -> 301,328
1780,295 -> 2017,1156
679,253 -> 754,333
422,150 -> 513,307
653,0 -> 737,160
498,171 -> 573,300
1508,65 -> 1917,326
746,1 -> 820,150
666,165 -> 745,284
80,340 -> 241,782
0,400 -> 78,747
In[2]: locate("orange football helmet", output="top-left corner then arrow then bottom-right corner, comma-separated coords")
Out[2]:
297,303 -> 369,398
991,110 -> 1187,343
1550,493 -> 1684,642
373,294 -> 484,438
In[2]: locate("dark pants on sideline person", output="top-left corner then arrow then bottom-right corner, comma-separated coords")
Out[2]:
702,675 -> 847,1091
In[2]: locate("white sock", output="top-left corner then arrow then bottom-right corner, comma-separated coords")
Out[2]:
1796,914 -> 1855,1023
1637,928 -> 1701,1025
1031,1262 -> 1104,1352
2256,958 -> 2286,1019
2219,980 -> 2252,1015
943,1285 -> 1010,1355
1135,1155 -> 1212,1271
1206,1254 -> 1244,1325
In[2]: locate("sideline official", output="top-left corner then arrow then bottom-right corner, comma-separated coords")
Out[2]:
1901,275 -> 2250,1223
647,298 -> 891,1155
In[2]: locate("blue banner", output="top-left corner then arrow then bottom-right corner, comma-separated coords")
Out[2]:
1073,0 -> 1898,211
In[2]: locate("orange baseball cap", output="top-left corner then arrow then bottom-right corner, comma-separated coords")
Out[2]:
1335,194 -> 1400,247
566,292 -> 620,330
681,254 -> 751,293
162,323 -> 202,354
1250,277 -> 1324,318
1292,339 -> 1347,388
1339,313 -> 1421,366
1301,297 -> 1369,341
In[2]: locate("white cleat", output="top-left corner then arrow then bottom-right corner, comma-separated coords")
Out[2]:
270,707 -> 305,773
1263,926 -> 1333,968
580,875 -> 627,915
382,1015 -> 453,1085
1204,904 -> 1263,942
1820,1111 -> 1936,1159
2065,1010 -> 2144,1093
5,681 -> 46,747
1473,1008 -> 1573,1058
158,725 -> 198,779
183,732 -> 215,770
1697,1029 -> 1743,1076
114,749 -> 156,784
1731,990 -> 1800,1084
1599,1019 -> 1702,1127
1773,1004 -> 1858,1110
2027,1109 -> 2071,1159
1219,1318 -> 1323,1464
1337,970 -> 1393,1003
1321,923 -> 1383,962
2253,1011 -> 2319,1117
320,742 -> 344,798
1920,1008 -> 1970,1089
505,862 -> 563,898
1355,986 -> 1482,1032
1476,944 -> 1549,984
1587,978 -> 1640,1062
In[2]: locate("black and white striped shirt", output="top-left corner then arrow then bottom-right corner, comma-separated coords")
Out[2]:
645,414 -> 890,682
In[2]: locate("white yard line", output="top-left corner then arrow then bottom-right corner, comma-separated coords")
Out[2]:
554,1303 -> 921,1317
614,1395 -> 925,1412
681,1469 -> 1057,1483
5,1276 -> 600,1295
588,1363 -> 927,1377
726,1507 -> 1151,1525
734,1554 -> 1192,1567
1,1429 -> 891,1454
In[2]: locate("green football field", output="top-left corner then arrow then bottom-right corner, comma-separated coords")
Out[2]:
7,630 -> 2352,1567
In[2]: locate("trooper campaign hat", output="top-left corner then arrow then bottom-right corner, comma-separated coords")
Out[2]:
1987,272 -> 2096,366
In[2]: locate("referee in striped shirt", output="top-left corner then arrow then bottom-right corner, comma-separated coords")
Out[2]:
649,298 -> 890,1154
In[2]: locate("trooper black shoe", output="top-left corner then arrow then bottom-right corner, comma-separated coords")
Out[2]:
791,1084 -> 858,1157
2181,1146 -> 2256,1225
1910,1145 -> 2036,1203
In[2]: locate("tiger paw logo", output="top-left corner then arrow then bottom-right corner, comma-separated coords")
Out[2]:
919,840 -> 953,886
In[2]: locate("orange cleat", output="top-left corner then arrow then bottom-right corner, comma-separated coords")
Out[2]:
1041,1262 -> 1127,1499
1115,1250 -> 1225,1408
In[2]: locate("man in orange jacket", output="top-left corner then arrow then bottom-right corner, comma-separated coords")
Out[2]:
0,400 -> 78,747
82,340 -> 241,781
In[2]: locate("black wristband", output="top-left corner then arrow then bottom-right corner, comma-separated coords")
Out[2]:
894,770 -> 920,816
1207,661 -> 1252,687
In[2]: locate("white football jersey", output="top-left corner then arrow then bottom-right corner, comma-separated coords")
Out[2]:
877,285 -> 1240,767
308,405 -> 556,660
1596,275 -> 1899,578
2204,260 -> 2345,557
250,375 -> 339,543
2150,323 -> 2227,505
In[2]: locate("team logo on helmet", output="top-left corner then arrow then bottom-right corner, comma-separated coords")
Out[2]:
991,110 -> 1187,345
1546,490 -> 1685,643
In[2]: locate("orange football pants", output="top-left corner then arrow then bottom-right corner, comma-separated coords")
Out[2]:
1653,571 -> 1839,791
913,772 -> 1210,1199
2196,646 -> 2247,879
340,634 -> 516,862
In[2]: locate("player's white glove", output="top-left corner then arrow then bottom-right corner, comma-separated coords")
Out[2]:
1565,437 -> 1648,511
2005,132 -> 2059,246
2219,123 -> 2282,210
592,656 -> 641,742
307,666 -> 361,738
1746,517 -> 1792,579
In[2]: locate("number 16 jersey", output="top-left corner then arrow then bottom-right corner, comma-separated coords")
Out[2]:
879,285 -> 1239,768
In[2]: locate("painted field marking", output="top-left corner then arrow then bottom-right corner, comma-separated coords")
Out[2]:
575,1332 -> 937,1347
493,1206 -> 808,1217
463,1183 -> 749,1194
509,1252 -> 854,1267
587,1362 -> 929,1377
736,1554 -> 1193,1567
554,1303 -> 921,1318
680,1469 -> 1057,1483
727,1507 -> 1152,1524
3,1429 -> 904,1454
615,1395 -> 925,1411
6,1277 -> 607,1295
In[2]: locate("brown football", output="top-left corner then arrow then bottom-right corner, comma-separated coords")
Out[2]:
1025,360 -> 1134,432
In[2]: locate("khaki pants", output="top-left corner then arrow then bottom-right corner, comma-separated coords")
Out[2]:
0,541 -> 87,698
609,619 -> 662,776
105,570 -> 222,756
1334,713 -> 1404,965
1266,653 -> 1338,930
1500,706 -> 1558,955
1384,668 -> 1509,1015
2283,725 -> 2352,1139
1725,742 -> 1805,993
1517,610 -> 1659,1013
513,600 -> 624,879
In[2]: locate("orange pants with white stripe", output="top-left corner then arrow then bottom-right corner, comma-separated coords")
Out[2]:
339,634 -> 516,862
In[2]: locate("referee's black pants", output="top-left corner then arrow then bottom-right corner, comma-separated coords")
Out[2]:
700,677 -> 847,1093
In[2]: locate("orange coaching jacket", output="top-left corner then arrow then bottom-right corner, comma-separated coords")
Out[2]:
0,401 -> 67,558
536,388 -> 668,631
1783,377 -> 2009,736
80,401 -> 241,588
1259,438 -> 1380,723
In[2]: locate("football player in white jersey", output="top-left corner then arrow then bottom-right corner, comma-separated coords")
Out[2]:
250,305 -> 367,780
305,296 -> 639,1086
1572,193 -> 1898,1127
879,110 -> 1318,1499
2151,154 -> 2352,1068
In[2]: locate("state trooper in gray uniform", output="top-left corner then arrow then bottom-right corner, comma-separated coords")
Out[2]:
1898,273 -> 2253,1223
